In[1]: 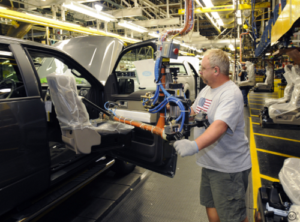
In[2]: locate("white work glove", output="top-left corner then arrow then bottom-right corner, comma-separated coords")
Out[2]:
173,139 -> 199,157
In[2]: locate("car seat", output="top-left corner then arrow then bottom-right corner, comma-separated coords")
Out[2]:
264,65 -> 294,107
46,72 -> 133,154
253,66 -> 274,92
238,61 -> 256,87
268,65 -> 300,125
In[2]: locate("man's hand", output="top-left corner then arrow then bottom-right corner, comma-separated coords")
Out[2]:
173,140 -> 199,157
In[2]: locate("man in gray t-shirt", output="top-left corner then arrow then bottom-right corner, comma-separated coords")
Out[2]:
174,49 -> 251,222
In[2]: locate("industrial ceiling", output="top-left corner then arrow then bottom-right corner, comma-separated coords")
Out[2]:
0,0 -> 271,58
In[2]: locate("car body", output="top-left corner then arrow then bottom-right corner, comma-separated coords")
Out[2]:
169,59 -> 200,101
0,36 -> 178,217
55,38 -> 203,102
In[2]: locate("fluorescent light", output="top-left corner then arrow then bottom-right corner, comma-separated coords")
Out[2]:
0,51 -> 13,56
202,0 -> 224,27
89,27 -> 120,37
95,4 -> 103,11
121,36 -> 142,43
63,21 -> 80,27
211,12 -> 220,20
0,6 -> 7,9
195,0 -> 203,7
237,18 -> 242,25
118,20 -> 148,33
203,0 -> 213,7
148,32 -> 159,38
217,19 -> 224,26
229,44 -> 235,51
62,1 -> 116,22
265,53 -> 271,56
236,10 -> 241,17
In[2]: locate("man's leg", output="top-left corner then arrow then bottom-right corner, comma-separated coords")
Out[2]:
240,88 -> 248,105
206,168 -> 251,222
200,168 -> 219,222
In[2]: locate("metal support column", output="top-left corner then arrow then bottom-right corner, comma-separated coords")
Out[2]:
52,5 -> 56,40
167,0 -> 169,18
104,22 -> 108,32
60,6 -> 65,40
97,20 -> 100,31
46,26 -> 49,45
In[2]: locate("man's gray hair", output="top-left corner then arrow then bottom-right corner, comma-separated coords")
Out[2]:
203,49 -> 230,76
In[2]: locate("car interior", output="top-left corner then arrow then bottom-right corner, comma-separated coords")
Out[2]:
25,49 -> 133,175
0,45 -> 26,99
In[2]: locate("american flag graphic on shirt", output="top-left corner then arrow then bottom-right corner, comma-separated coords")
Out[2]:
196,97 -> 212,113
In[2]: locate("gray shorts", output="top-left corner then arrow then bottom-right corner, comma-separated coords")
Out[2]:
200,167 -> 251,222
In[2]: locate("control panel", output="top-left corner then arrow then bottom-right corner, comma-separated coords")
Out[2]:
161,42 -> 180,59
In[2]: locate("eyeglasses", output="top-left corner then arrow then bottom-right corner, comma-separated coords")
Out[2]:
200,66 -> 215,72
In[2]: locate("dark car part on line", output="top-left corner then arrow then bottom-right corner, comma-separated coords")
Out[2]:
3,157 -> 114,222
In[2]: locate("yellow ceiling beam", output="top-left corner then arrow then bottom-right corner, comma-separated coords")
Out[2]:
178,2 -> 270,14
0,7 -> 140,43
271,0 -> 300,45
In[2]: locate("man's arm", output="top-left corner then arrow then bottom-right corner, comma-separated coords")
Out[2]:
238,71 -> 242,77
195,120 -> 228,151
173,120 -> 228,157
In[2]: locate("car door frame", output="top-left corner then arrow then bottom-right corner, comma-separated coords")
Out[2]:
0,43 -> 50,216
104,39 -> 177,178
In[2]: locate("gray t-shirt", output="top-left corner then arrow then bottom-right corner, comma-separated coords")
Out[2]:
192,80 -> 251,173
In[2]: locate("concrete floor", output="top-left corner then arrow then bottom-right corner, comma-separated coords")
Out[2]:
101,155 -> 209,222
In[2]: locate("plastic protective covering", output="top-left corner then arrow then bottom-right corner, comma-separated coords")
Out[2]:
239,61 -> 256,87
269,65 -> 300,119
256,66 -> 274,87
46,71 -> 133,134
279,158 -> 300,205
265,65 -> 294,107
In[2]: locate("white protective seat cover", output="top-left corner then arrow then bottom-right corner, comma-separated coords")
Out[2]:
265,65 -> 294,107
256,66 -> 273,88
238,61 -> 256,87
279,158 -> 300,205
47,72 -> 91,130
46,72 -> 133,154
269,65 -> 300,119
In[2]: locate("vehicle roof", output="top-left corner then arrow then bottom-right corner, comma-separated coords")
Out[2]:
0,35 -> 57,49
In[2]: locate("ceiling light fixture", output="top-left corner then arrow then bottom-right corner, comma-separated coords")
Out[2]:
118,20 -> 148,33
95,4 -> 103,12
62,1 -> 116,22
217,19 -> 224,26
237,18 -> 242,25
148,32 -> 159,38
89,27 -> 120,37
229,44 -> 235,51
0,51 -> 12,56
121,36 -> 142,43
203,0 -> 224,27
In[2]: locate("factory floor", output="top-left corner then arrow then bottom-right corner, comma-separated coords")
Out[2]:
247,90 -> 300,220
37,90 -> 300,222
